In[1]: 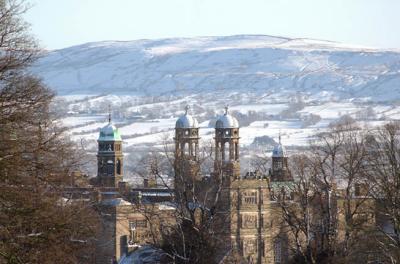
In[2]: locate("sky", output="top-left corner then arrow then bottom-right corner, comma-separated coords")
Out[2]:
25,0 -> 400,50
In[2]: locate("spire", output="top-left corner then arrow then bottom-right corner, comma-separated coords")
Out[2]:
279,131 -> 281,145
108,105 -> 111,124
224,105 -> 229,115
185,105 -> 190,115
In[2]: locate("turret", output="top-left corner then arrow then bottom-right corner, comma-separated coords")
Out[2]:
174,105 -> 201,187
270,135 -> 292,182
96,111 -> 124,187
214,106 -> 240,179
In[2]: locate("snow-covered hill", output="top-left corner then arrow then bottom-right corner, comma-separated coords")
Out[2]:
31,35 -> 400,179
32,35 -> 400,102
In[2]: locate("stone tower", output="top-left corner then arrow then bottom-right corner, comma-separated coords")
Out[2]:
174,106 -> 200,191
214,106 -> 240,180
213,106 -> 240,257
270,135 -> 292,182
97,112 -> 124,187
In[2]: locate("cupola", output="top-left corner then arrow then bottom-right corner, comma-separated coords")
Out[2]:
176,105 -> 199,128
215,106 -> 239,129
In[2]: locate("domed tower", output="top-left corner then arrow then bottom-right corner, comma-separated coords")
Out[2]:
270,135 -> 292,182
214,106 -> 240,180
174,106 -> 200,185
97,113 -> 124,187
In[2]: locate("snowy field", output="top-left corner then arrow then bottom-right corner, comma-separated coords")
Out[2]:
53,91 -> 400,182
60,93 -> 395,151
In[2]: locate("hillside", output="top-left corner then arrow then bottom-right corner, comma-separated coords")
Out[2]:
30,35 -> 400,179
32,35 -> 400,102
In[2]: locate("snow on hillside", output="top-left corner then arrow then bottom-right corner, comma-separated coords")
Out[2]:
33,35 -> 400,102
33,35 -> 400,179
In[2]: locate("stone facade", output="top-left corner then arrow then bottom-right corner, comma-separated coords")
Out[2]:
94,199 -> 175,264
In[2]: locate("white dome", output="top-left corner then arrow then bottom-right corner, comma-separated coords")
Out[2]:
176,106 -> 198,128
215,107 -> 239,128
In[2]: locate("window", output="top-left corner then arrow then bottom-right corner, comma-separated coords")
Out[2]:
116,159 -> 121,175
106,144 -> 113,151
274,239 -> 282,264
130,219 -> 147,229
274,160 -> 282,170
99,143 -> 106,151
107,162 -> 114,176
242,191 -> 257,204
243,239 -> 257,255
241,214 -> 257,229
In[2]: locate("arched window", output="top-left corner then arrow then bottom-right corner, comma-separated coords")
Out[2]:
184,142 -> 189,155
192,142 -> 196,156
107,144 -> 114,151
107,160 -> 114,176
116,159 -> 121,175
224,142 -> 229,161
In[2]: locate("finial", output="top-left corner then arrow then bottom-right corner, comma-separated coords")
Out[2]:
278,131 -> 281,144
224,105 -> 229,115
185,105 -> 190,115
108,104 -> 111,124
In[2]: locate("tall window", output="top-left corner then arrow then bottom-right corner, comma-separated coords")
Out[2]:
274,160 -> 282,170
116,159 -> 121,175
224,142 -> 229,161
107,161 -> 114,176
274,239 -> 282,264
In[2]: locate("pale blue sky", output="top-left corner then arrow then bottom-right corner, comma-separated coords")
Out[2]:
25,0 -> 400,50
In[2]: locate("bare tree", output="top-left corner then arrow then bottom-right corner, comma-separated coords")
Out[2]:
365,122 -> 400,263
273,154 -> 319,264
127,137 -> 229,263
0,1 -> 100,263
276,122 -> 375,263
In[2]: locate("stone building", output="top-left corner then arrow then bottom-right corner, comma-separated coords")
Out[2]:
87,106 -> 388,264
94,106 -> 295,264
85,113 -> 175,264
228,142 -> 293,263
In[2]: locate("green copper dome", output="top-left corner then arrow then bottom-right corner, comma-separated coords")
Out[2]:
98,123 -> 122,141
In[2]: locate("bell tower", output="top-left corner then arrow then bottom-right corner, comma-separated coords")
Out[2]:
213,106 -> 240,254
214,106 -> 240,180
97,111 -> 124,187
270,135 -> 292,182
174,106 -> 200,190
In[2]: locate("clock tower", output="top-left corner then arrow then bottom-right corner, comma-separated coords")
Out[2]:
97,112 -> 124,187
